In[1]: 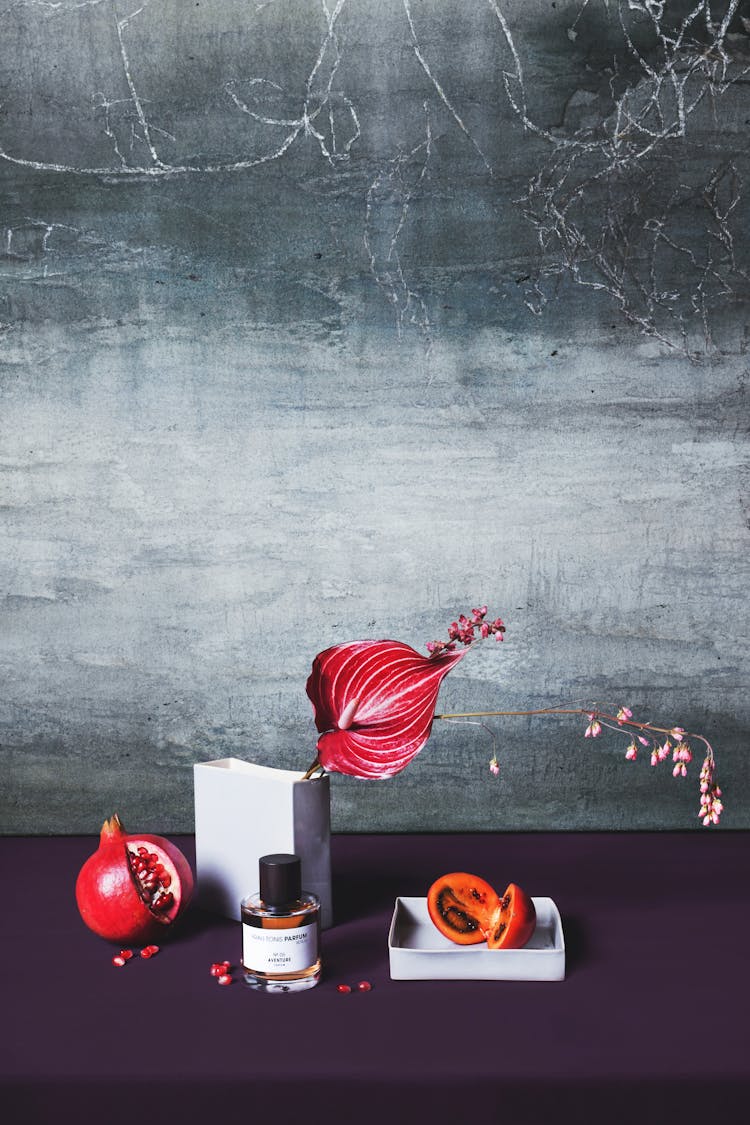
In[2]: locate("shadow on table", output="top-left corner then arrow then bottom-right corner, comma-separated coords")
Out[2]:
332,869 -> 402,924
560,914 -> 587,976
170,905 -> 237,943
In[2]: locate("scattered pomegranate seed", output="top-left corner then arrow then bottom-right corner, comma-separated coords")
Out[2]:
336,984 -> 352,994
210,960 -> 232,977
357,980 -> 373,992
217,974 -> 233,986
145,944 -> 160,955
112,955 -> 127,967
119,949 -> 134,961
140,947 -> 154,959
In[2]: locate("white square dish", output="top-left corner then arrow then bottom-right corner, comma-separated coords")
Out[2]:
388,896 -> 565,981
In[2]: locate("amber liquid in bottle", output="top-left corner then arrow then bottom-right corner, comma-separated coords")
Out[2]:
241,854 -> 321,993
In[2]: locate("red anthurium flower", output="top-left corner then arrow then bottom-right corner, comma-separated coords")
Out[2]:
306,640 -> 467,779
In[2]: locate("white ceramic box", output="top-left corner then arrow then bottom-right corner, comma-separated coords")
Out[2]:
193,759 -> 332,929
388,896 -> 565,981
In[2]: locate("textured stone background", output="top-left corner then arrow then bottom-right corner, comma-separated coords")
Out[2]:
1,0 -> 748,833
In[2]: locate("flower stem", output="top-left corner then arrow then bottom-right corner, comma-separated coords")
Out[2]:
436,707 -> 585,719
435,707 -> 684,738
302,758 -> 322,781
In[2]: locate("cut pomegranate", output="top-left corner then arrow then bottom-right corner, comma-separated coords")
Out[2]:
130,848 -> 175,915
75,814 -> 194,945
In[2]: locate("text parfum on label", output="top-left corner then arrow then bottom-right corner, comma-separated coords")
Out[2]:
241,853 -> 321,993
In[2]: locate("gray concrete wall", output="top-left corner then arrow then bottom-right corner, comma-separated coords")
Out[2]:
1,0 -> 748,833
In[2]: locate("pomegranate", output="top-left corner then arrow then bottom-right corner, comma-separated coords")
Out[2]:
75,813 -> 194,944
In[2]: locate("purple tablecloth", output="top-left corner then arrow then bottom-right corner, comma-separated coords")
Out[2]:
2,831 -> 747,1124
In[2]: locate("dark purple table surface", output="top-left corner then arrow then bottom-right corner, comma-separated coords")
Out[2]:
2,832 -> 748,1124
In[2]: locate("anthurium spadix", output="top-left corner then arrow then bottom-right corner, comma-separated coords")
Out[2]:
305,640 -> 468,778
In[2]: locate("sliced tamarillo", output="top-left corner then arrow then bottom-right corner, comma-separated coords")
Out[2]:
486,883 -> 537,950
426,872 -> 501,945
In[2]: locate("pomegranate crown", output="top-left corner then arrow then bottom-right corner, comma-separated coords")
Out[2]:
100,813 -> 128,842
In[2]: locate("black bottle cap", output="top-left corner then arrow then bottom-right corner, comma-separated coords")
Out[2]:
259,853 -> 301,908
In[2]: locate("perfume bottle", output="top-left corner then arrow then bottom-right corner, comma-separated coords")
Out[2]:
241,853 -> 321,993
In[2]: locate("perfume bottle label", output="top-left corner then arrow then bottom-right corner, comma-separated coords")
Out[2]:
242,920 -> 318,974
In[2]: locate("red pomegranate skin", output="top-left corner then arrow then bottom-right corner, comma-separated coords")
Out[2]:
75,814 -> 194,944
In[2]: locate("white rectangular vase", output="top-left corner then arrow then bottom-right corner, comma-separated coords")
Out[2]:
193,759 -> 332,929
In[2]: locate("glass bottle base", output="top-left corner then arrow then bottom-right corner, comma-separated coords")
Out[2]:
243,967 -> 321,993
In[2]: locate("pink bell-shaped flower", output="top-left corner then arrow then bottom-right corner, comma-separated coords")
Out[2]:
306,640 -> 467,778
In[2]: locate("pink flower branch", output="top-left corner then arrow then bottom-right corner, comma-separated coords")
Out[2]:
434,704 -> 723,826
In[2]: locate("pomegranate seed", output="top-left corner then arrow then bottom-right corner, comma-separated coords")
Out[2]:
357,980 -> 373,992
336,984 -> 352,994
217,974 -> 233,986
112,955 -> 127,967
210,961 -> 231,976
140,947 -> 153,959
145,944 -> 159,955
119,949 -> 134,961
